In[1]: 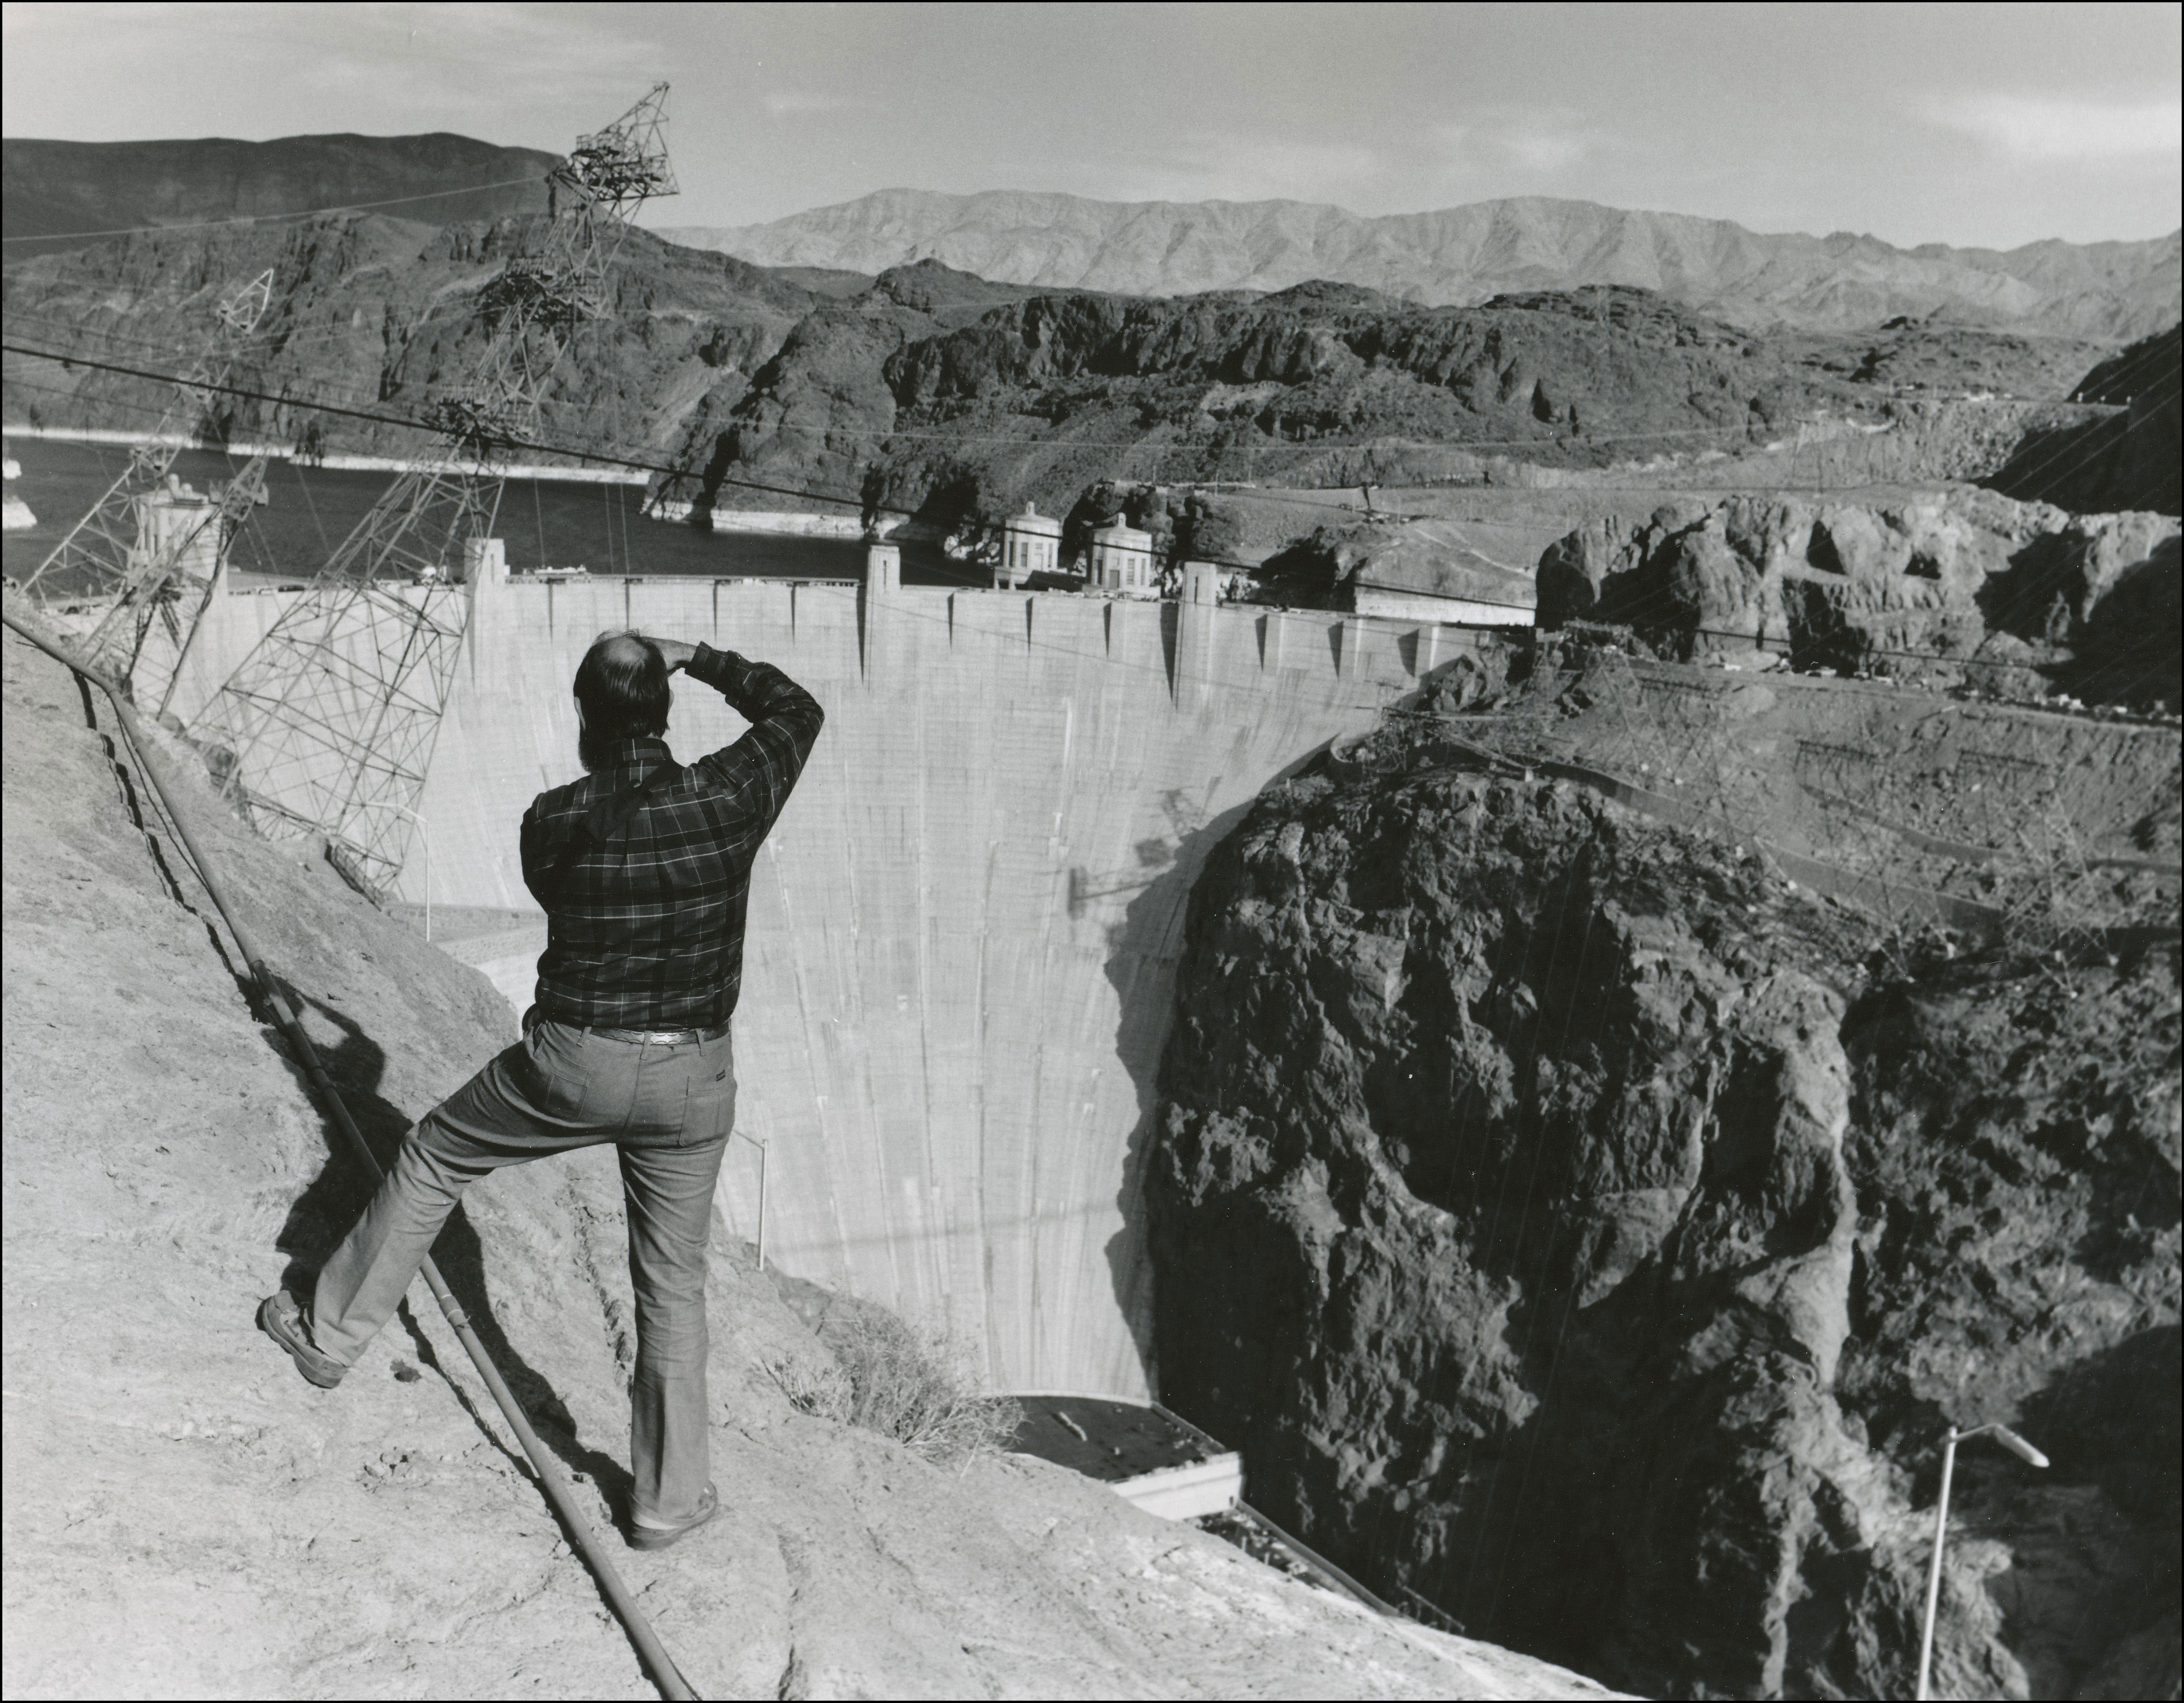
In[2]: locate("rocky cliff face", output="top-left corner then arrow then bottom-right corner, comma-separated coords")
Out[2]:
1990,325 -> 2182,518
683,267 -> 2158,537
1534,491 -> 2182,708
670,189 -> 2182,341
686,273 -> 1926,531
1147,759 -> 2181,1700
8,203 -> 2167,554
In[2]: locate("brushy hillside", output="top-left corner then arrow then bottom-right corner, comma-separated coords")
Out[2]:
1,215 -> 819,471
0,630 -> 1625,1701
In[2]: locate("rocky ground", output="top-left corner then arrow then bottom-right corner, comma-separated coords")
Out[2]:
1145,705 -> 2181,1700
1990,324 -> 2182,519
0,629 -> 1624,1701
1132,476 -> 2181,718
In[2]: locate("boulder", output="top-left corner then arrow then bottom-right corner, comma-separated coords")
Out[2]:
1535,518 -> 1640,624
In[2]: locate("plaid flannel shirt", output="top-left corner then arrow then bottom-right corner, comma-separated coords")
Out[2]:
520,643 -> 824,1030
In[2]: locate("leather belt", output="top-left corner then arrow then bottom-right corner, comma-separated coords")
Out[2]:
585,1021 -> 730,1046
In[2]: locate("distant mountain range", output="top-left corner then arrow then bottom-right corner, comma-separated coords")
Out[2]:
9,134 -> 2175,342
1,134 -> 560,259
666,189 -> 2182,342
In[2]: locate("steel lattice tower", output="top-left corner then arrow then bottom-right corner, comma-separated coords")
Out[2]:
195,85 -> 677,892
12,270 -> 276,712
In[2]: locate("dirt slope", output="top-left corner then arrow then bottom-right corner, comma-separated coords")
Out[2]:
0,632 -> 1620,1701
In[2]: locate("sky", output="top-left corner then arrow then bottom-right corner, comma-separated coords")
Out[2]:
2,1 -> 2179,249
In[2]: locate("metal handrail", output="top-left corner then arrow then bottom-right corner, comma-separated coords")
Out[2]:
1915,1422 -> 2048,1700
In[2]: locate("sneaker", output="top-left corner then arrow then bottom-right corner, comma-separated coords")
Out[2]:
628,1481 -> 719,1552
258,1290 -> 346,1389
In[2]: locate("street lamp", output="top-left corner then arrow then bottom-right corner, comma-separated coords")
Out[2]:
1915,1421 -> 2048,1701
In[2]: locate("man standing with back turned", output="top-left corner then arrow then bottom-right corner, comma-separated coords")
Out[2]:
259,631 -> 824,1551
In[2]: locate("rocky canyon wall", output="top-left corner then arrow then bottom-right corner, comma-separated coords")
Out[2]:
1147,758 -> 2180,1699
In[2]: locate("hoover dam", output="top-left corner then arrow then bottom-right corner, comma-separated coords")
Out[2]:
164,566 -> 1492,1397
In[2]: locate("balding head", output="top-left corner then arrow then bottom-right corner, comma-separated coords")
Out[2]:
591,632 -> 655,674
574,629 -> 672,760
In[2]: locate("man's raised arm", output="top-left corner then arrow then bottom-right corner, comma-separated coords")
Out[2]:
654,637 -> 824,821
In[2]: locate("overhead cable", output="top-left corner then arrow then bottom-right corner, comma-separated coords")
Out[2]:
0,174 -> 551,244
8,336 -> 2178,698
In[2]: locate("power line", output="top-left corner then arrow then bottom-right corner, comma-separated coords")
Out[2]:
0,332 -> 2080,538
10,335 -> 2178,701
0,174 -> 549,245
1,338 -> 911,515
11,307 -> 2073,464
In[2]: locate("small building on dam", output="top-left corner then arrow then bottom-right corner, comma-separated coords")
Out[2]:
997,502 -> 1063,589
1088,518 -> 1158,595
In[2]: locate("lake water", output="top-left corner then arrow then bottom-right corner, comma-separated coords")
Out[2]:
2,438 -> 968,592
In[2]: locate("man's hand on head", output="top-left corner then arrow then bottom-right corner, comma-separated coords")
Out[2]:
649,638 -> 698,673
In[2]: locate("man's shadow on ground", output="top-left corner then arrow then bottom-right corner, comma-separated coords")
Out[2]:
266,989 -> 636,1518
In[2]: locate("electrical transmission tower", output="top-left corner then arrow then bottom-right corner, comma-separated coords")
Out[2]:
194,85 -> 676,892
9,270 -> 276,713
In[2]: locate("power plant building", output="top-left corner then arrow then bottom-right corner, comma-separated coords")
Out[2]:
998,502 -> 1063,588
1089,519 -> 1157,595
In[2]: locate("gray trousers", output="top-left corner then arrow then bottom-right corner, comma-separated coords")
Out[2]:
312,1017 -> 735,1526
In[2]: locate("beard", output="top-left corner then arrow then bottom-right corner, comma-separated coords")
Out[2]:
578,722 -> 617,774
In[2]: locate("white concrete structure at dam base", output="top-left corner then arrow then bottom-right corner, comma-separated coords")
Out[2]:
167,572 -> 1502,1398
644,500 -> 883,538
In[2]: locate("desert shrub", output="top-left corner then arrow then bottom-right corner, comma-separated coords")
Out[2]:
761,1351 -> 853,1422
763,1306 -> 1020,1468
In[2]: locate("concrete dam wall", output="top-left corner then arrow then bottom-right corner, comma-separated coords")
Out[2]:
171,574 -> 1489,1396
